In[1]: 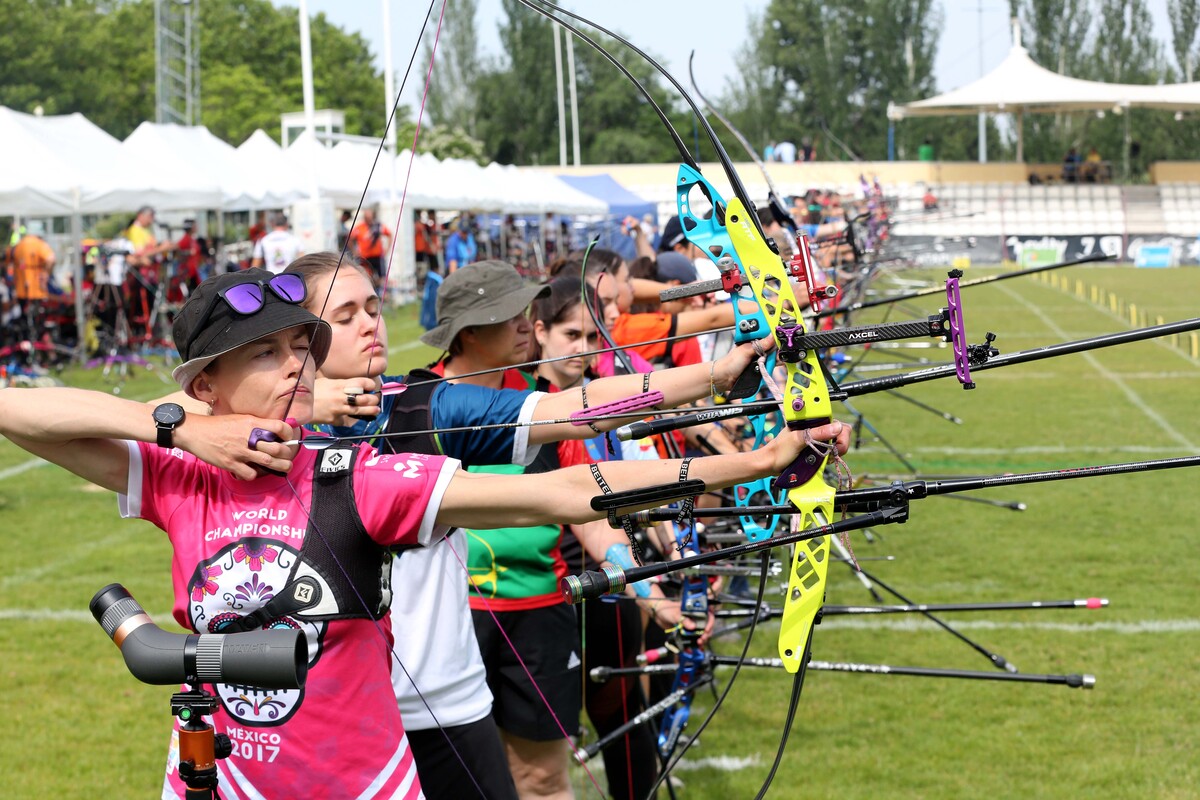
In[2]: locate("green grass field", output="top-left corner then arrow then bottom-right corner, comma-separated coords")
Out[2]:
1,267 -> 1198,799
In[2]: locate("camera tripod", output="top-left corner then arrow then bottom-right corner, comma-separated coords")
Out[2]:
83,274 -> 170,394
171,685 -> 232,800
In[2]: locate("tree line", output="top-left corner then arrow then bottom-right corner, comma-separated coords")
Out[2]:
2,0 -> 1198,173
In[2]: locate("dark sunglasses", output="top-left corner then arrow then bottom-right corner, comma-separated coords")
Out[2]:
182,273 -> 307,360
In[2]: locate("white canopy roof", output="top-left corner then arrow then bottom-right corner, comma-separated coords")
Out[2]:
0,109 -> 231,214
232,129 -> 309,209
0,107 -> 83,215
0,107 -> 622,218
483,163 -> 608,214
115,122 -> 226,211
892,44 -> 1200,118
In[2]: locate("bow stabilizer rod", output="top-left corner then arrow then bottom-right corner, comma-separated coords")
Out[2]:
562,506 -> 908,604
815,252 -> 1112,320
591,658 -> 1096,689
619,455 -> 1200,525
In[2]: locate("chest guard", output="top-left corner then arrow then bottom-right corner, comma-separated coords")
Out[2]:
221,446 -> 392,631
380,368 -> 442,456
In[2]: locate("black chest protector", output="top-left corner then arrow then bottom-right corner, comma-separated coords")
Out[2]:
222,369 -> 452,632
380,367 -> 442,456
221,446 -> 392,630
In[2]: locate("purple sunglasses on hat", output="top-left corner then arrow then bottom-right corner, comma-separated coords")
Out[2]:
182,273 -> 307,360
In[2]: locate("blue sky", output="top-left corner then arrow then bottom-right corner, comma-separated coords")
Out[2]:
276,1 -> 1174,115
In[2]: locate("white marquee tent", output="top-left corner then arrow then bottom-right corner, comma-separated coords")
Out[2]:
1,108 -> 619,219
0,108 -> 226,215
889,39 -> 1200,161
0,107 -> 81,215
232,129 -> 309,209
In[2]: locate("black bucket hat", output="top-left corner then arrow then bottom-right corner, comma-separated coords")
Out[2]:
171,268 -> 332,397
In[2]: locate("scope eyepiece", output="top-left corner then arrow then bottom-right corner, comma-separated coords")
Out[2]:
91,583 -> 308,690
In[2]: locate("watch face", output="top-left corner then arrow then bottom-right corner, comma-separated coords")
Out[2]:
153,403 -> 185,426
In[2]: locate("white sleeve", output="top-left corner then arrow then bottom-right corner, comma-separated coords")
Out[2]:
510,391 -> 546,467
117,440 -> 144,519
417,457 -> 462,546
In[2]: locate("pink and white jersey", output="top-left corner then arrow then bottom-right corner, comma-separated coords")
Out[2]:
121,441 -> 459,800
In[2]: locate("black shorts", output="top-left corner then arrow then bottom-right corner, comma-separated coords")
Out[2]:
417,251 -> 440,273
363,255 -> 384,279
472,604 -> 582,742
407,715 -> 518,800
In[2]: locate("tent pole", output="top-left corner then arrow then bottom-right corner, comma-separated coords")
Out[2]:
978,112 -> 987,163
1016,110 -> 1025,163
71,193 -> 85,364
1123,111 -> 1131,179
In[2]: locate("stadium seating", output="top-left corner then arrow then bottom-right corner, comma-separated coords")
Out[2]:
890,183 -> 1197,238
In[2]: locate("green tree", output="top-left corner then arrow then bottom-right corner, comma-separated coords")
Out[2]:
1007,0 -> 1095,163
423,0 -> 481,136
754,0 -> 947,160
0,0 -> 392,144
1168,0 -> 1200,80
719,11 -> 787,159
201,63 -> 283,144
196,0 -> 389,143
1083,0 -> 1169,177
1009,0 -> 1092,76
395,120 -> 487,163
474,0 -> 558,164
474,1 -> 685,165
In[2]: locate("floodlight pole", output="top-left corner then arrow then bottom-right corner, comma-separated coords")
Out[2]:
566,31 -> 582,166
298,0 -> 318,199
381,0 -> 398,202
977,1 -> 987,163
553,25 -> 568,167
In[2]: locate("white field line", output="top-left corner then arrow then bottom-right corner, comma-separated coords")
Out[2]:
0,607 -> 173,622
819,618 -> 1200,634
1037,278 -> 1200,368
0,457 -> 46,481
0,530 -> 128,590
674,755 -> 762,772
388,339 -> 426,355
4,608 -> 1199,636
965,371 -> 1200,381
997,284 -> 1198,451
857,444 -> 1192,456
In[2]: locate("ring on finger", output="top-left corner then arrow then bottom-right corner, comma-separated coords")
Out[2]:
346,393 -> 358,407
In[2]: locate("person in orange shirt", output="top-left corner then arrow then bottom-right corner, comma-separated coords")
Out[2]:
8,221 -> 56,303
349,209 -> 393,290
413,209 -> 439,284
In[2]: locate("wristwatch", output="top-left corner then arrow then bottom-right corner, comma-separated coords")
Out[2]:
152,403 -> 186,449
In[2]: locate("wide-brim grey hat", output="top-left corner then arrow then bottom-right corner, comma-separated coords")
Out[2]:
421,260 -> 551,351
171,268 -> 332,398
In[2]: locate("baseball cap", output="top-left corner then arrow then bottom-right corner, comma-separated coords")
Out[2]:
658,215 -> 687,251
420,260 -> 551,351
171,268 -> 332,397
655,251 -> 698,284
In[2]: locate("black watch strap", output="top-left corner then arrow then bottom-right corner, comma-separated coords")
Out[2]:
152,403 -> 185,450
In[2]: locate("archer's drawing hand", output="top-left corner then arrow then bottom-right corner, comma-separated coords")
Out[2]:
180,416 -> 299,480
313,376 -> 380,426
